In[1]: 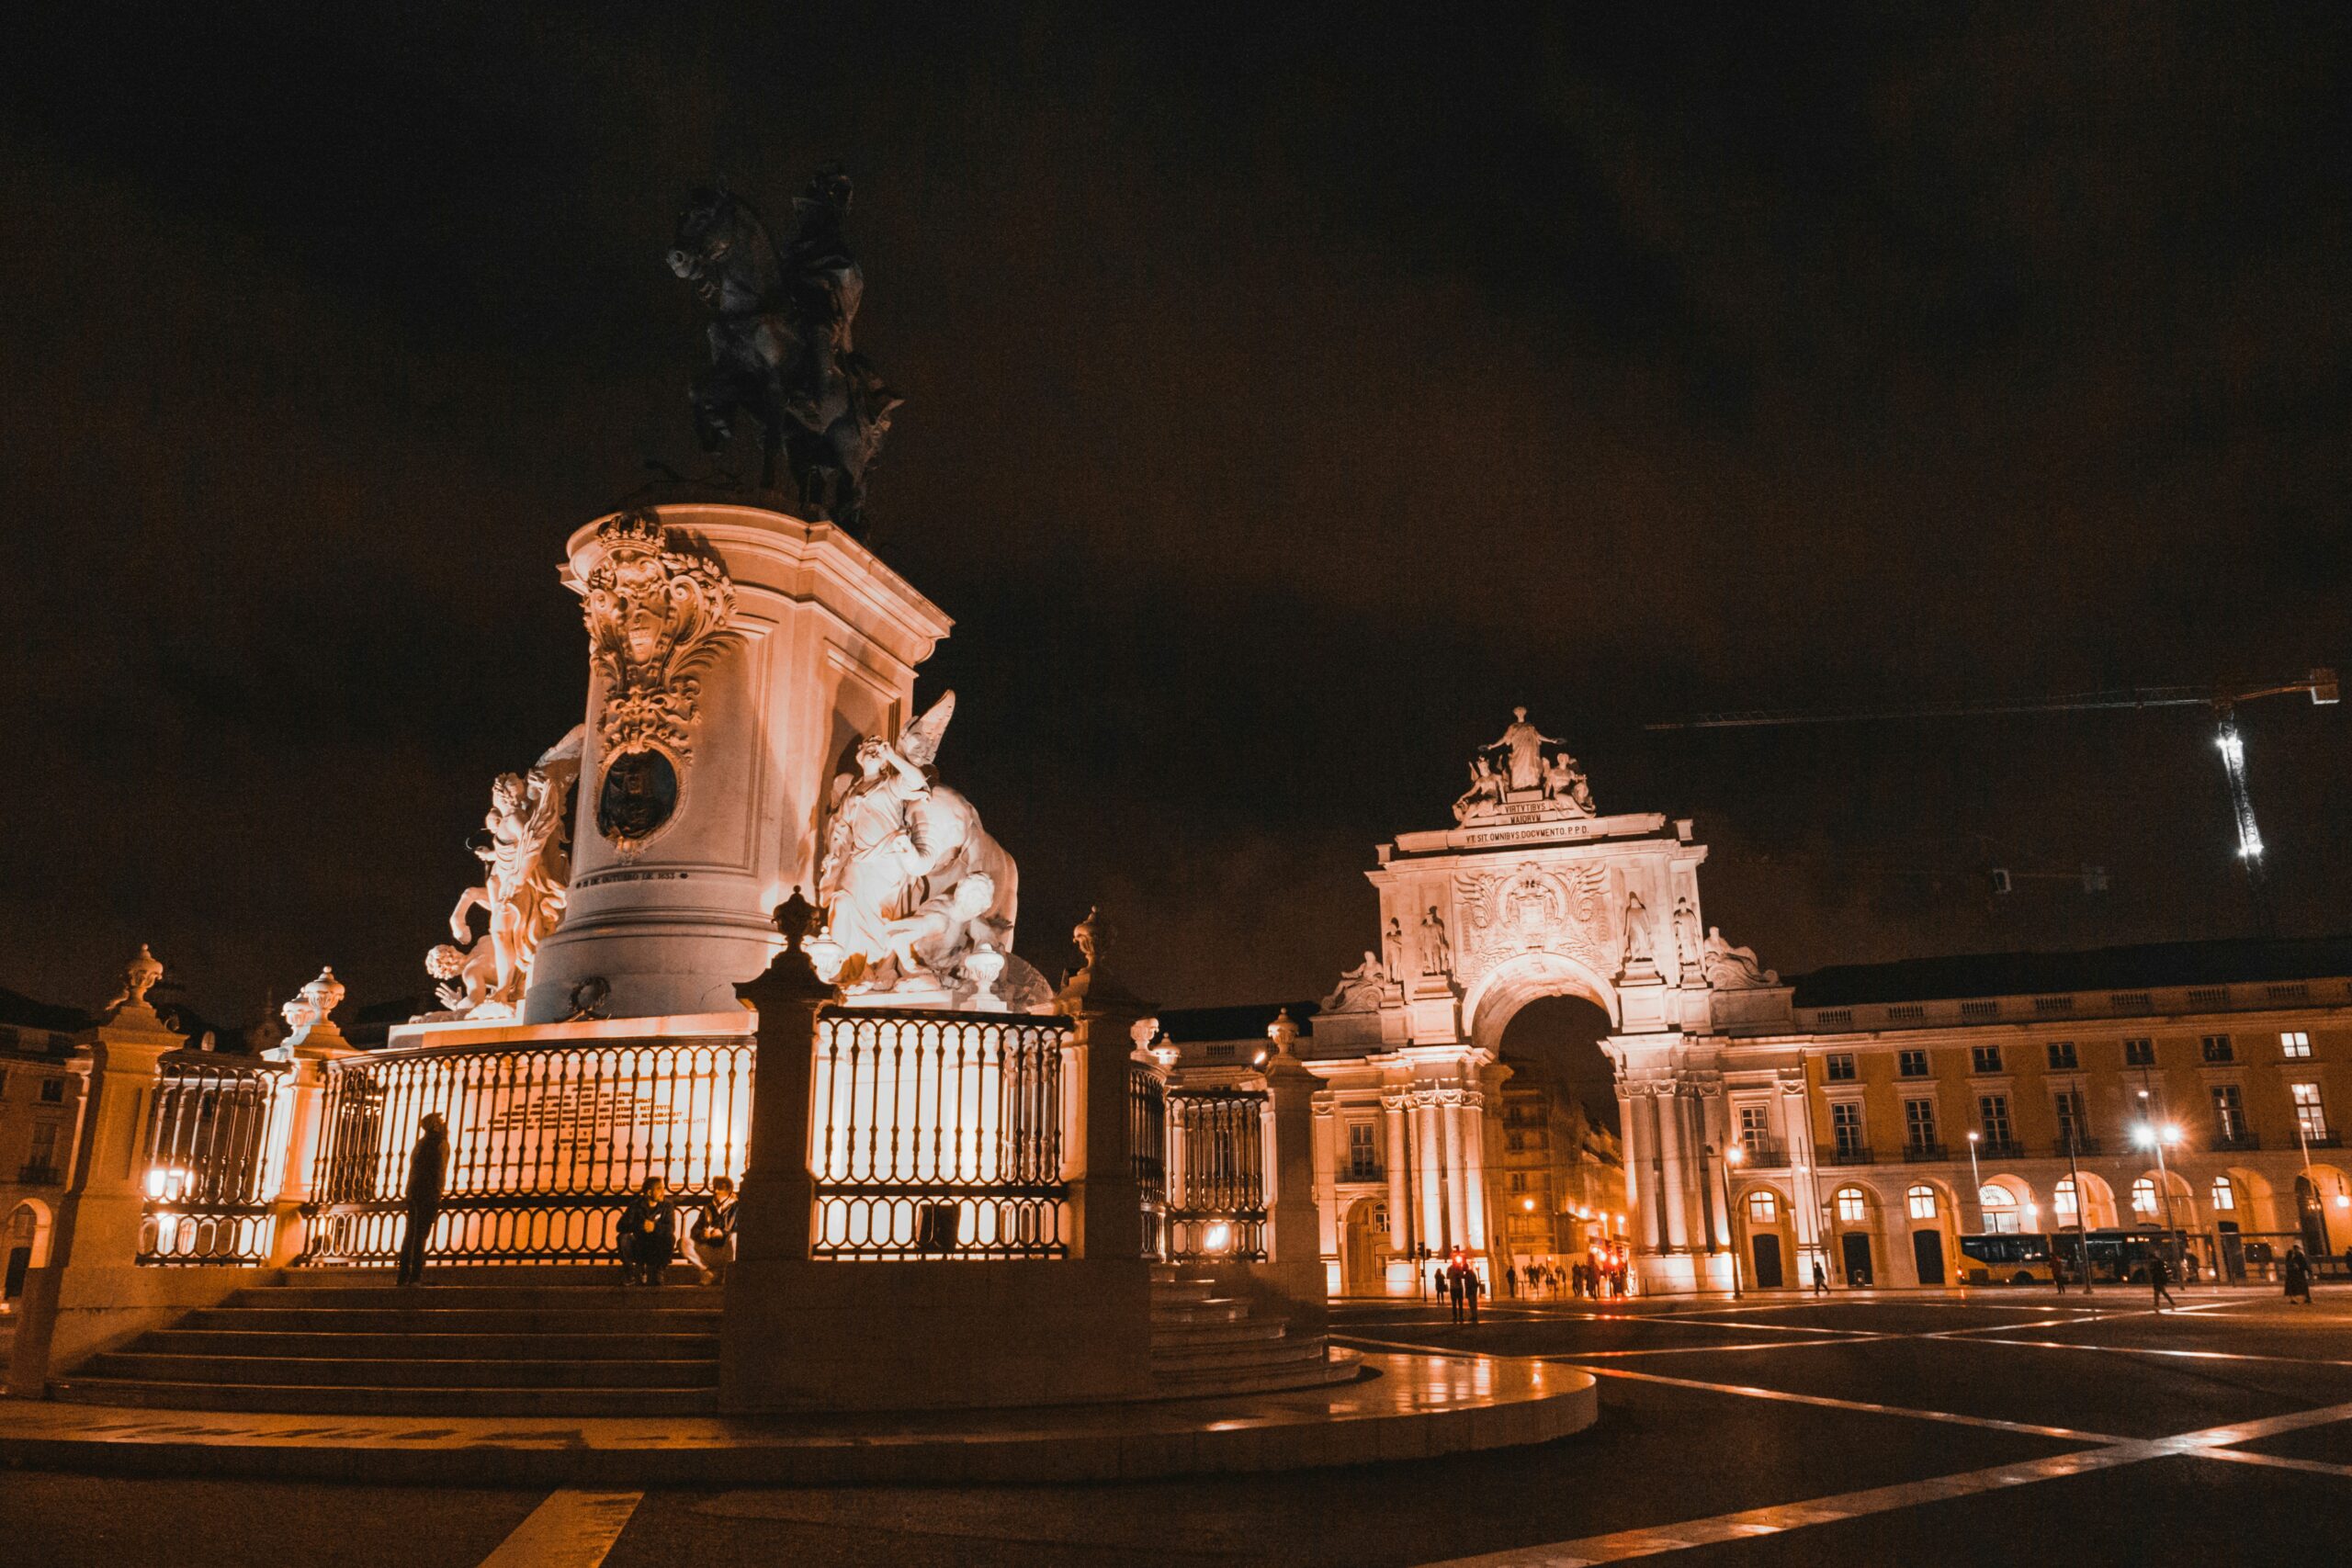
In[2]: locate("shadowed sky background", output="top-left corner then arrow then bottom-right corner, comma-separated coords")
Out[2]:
4,5 -> 2349,1027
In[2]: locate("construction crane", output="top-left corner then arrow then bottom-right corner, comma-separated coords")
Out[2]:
1646,669 -> 2339,936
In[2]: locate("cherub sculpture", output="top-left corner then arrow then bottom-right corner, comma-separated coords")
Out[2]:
430,728 -> 582,1020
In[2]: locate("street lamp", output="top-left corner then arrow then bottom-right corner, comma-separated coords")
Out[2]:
2133,1089 -> 2184,1241
1965,1131 -> 1983,1230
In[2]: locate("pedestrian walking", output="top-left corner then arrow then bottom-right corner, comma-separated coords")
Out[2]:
2148,1252 -> 2177,1311
1445,1258 -> 1466,1323
394,1111 -> 448,1288
618,1177 -> 678,1286
1503,1263 -> 1517,1300
1464,1265 -> 1483,1325
2285,1244 -> 2314,1304
1811,1258 -> 1829,1296
689,1176 -> 738,1285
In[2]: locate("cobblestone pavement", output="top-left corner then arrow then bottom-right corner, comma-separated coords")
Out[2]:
7,1287 -> 2351,1566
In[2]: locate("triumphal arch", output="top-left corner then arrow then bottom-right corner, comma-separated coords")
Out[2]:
1308,708 -> 1784,1293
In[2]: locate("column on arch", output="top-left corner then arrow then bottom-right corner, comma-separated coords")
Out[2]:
1414,1091 -> 1445,1253
1460,1086 -> 1491,1252
1654,1081 -> 1692,1252
1383,1089 -> 1411,1254
1439,1089 -> 1465,1249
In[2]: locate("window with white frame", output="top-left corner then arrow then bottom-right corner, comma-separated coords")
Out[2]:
2211,1177 -> 2236,1213
2054,1177 -> 2080,1223
1831,1100 -> 1865,1156
1747,1190 -> 1777,1223
2282,1031 -> 2312,1059
1979,1185 -> 2021,1234
1346,1122 -> 1379,1179
1826,1053 -> 1858,1081
2291,1082 -> 2328,1140
2123,1037 -> 2155,1066
2132,1177 -> 2158,1218
1738,1103 -> 1770,1143
1906,1184 -> 1938,1220
1898,1048 -> 1929,1077
1834,1188 -> 1869,1224
1903,1099 -> 1938,1150
1978,1094 -> 2013,1147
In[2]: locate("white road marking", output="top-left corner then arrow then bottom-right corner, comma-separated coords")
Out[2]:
1413,1398 -> 2352,1567
476,1491 -> 644,1568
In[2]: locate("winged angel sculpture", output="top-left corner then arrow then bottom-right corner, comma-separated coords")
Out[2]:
815,692 -> 1028,1002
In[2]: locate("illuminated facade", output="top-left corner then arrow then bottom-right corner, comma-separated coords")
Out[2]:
1715,942 -> 2352,1289
0,1002 -> 89,1309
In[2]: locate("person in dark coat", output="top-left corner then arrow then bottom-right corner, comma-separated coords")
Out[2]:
2285,1244 -> 2314,1303
618,1178 -> 678,1285
395,1112 -> 448,1287
2148,1252 -> 2177,1311
1811,1258 -> 1829,1295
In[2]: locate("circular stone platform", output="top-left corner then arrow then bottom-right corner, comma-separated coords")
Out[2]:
0,1352 -> 1594,1485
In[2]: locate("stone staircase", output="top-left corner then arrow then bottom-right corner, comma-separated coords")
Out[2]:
50,1271 -> 720,1416
1149,1265 -> 1358,1396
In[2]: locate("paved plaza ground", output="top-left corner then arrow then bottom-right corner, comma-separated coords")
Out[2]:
8,1284 -> 2352,1565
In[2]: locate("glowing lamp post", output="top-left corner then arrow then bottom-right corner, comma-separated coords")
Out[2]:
2134,1089 -> 2184,1239
1721,1143 -> 1747,1299
1964,1132 -> 1983,1231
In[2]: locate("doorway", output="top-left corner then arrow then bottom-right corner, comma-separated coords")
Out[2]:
1751,1233 -> 1784,1289
1840,1231 -> 1873,1286
1912,1229 -> 1945,1286
1342,1196 -> 1388,1295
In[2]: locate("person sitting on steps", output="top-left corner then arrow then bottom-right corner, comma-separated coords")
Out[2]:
618,1177 -> 678,1286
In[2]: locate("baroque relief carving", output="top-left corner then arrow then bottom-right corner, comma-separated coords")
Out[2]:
577,511 -> 740,852
1452,861 -> 1612,986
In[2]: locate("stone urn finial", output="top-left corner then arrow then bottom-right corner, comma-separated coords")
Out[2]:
283,966 -> 348,1048
103,943 -> 167,1026
1072,906 -> 1101,971
1266,1008 -> 1302,1060
774,886 -> 820,949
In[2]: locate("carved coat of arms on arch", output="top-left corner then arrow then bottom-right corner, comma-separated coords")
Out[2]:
1452,861 -> 1611,985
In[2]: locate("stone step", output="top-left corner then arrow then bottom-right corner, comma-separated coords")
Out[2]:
130,1329 -> 717,1361
79,1351 -> 717,1391
1147,1317 -> 1288,1348
47,1378 -> 718,1416
1150,1337 -> 1325,1375
1148,1280 -> 1216,1303
1152,1353 -> 1357,1397
224,1284 -> 720,1312
178,1306 -> 722,1335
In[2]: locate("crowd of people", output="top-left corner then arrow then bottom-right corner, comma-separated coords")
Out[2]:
1422,1251 -> 1631,1324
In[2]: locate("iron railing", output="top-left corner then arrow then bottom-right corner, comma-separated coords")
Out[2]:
1131,1059 -> 1168,1259
808,1010 -> 1074,1259
138,1053 -> 289,1265
304,1034 -> 753,1266
1166,1086 -> 1269,1261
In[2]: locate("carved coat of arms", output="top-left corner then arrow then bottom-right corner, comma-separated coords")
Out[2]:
577,511 -> 739,851
1453,862 -> 1611,986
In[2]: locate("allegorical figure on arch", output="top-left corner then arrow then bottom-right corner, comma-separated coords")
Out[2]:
667,165 -> 902,536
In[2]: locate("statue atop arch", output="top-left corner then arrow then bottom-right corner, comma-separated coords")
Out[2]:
1453,706 -> 1596,824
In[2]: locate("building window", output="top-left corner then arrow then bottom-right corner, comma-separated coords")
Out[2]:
2211,1177 -> 2236,1213
1747,1190 -> 1778,1223
1898,1049 -> 1929,1077
1737,1104 -> 1770,1144
1346,1122 -> 1378,1179
28,1121 -> 60,1168
2046,1041 -> 2078,1070
1979,1185 -> 2020,1235
1978,1095 -> 2013,1147
2211,1083 -> 2245,1140
1834,1188 -> 1868,1224
2291,1082 -> 2328,1141
2201,1034 -> 2234,1064
1831,1101 -> 1865,1157
1826,1053 -> 1858,1082
1903,1099 -> 1938,1150
1507,1132 -> 1525,1153
38,1077 -> 65,1104
1971,1045 -> 2004,1074
2054,1177 -> 2079,1224
2053,1089 -> 2086,1150
2123,1037 -> 2155,1066
2282,1031 -> 2312,1060
2132,1177 -> 2159,1219
1906,1184 -> 1938,1221
1509,1171 -> 1527,1193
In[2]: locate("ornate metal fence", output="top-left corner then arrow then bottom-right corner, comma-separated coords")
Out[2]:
304,1034 -> 753,1266
138,1054 -> 290,1265
1166,1086 -> 1269,1261
808,1010 -> 1075,1258
1130,1060 -> 1168,1260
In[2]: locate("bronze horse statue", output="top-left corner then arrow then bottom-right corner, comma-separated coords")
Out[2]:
667,169 -> 901,535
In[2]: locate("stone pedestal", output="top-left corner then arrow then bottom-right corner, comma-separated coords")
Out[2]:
526,503 -> 952,1023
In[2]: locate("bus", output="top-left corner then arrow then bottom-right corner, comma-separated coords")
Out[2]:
2053,1228 -> 2193,1285
1957,1232 -> 2057,1285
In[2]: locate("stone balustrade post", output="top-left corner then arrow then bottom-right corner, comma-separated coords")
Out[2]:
7,957 -> 182,1396
267,973 -> 362,1267
1261,1010 -> 1329,1331
1057,909 -> 1150,1261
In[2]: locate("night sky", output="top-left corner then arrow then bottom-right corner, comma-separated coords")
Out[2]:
6,6 -> 2349,1028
